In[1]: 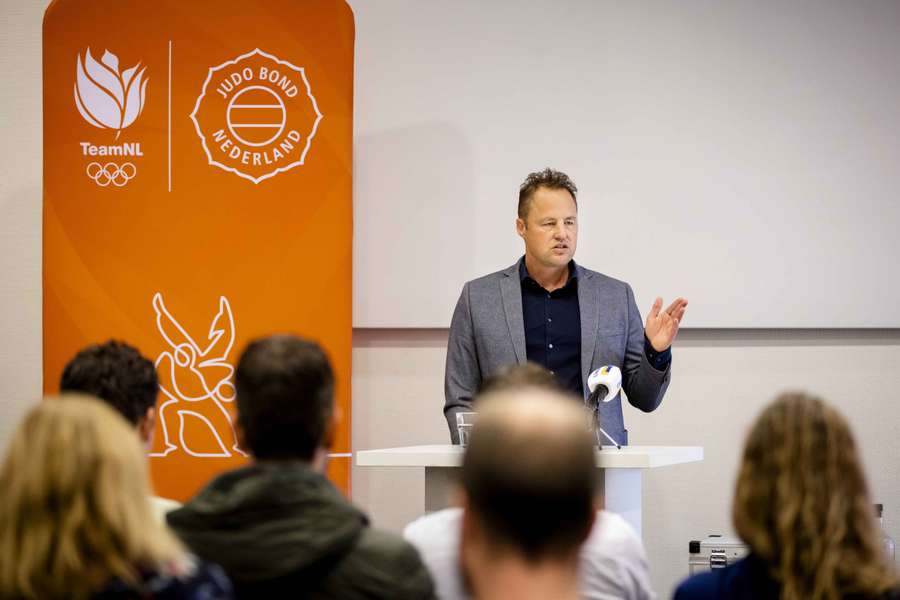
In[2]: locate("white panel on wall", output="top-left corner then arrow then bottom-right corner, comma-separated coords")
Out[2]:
351,0 -> 900,328
0,0 -> 44,443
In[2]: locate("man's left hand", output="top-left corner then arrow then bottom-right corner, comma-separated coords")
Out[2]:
645,297 -> 688,352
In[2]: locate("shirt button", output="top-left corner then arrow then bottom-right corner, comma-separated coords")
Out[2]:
547,318 -> 552,323
548,343 -> 554,349
547,294 -> 551,299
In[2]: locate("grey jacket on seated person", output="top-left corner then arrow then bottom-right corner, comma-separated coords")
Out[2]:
444,259 -> 670,445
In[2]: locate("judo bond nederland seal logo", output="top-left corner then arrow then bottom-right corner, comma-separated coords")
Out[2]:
191,49 -> 323,183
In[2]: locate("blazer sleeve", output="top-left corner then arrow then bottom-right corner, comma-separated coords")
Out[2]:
621,283 -> 670,413
444,282 -> 481,443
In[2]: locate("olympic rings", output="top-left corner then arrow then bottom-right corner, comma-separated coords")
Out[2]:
86,162 -> 137,187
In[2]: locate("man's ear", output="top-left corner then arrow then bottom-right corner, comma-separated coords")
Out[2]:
516,217 -> 527,238
460,493 -> 478,543
236,419 -> 247,450
322,407 -> 339,450
459,493 -> 484,575
137,407 -> 156,444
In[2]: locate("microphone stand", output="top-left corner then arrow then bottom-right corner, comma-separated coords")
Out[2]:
586,388 -> 622,450
591,410 -> 622,450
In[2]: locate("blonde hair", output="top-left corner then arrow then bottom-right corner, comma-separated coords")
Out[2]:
733,392 -> 898,600
0,395 -> 185,599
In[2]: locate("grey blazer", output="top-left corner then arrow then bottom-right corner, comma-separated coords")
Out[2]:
444,259 -> 670,445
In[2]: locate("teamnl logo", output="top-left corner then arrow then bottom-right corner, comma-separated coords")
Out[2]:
74,48 -> 147,187
191,49 -> 322,184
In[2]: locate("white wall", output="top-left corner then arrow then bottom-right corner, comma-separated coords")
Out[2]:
0,0 -> 43,444
352,329 -> 900,597
352,0 -> 900,328
2,2 -> 899,599
347,3 -> 900,594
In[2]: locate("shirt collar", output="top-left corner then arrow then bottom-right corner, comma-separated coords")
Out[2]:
519,257 -> 579,286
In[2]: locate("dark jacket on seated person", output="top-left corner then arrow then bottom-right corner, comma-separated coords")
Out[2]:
167,462 -> 435,600
675,553 -> 900,600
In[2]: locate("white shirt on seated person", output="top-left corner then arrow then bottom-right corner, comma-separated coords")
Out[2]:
151,495 -> 181,522
404,507 -> 656,600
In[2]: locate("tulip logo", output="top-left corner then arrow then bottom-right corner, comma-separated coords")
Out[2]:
191,48 -> 323,183
74,48 -> 148,139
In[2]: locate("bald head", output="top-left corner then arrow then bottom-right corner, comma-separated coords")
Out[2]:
462,388 -> 597,562
476,362 -> 563,398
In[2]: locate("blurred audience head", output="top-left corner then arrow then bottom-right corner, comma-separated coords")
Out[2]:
476,362 -> 563,398
234,334 -> 335,463
733,391 -> 898,600
60,340 -> 158,443
460,387 -> 596,598
0,395 -> 184,599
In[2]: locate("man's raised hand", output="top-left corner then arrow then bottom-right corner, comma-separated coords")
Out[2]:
645,297 -> 688,352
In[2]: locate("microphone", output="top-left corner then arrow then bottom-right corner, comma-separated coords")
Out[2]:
587,365 -> 623,407
585,365 -> 624,449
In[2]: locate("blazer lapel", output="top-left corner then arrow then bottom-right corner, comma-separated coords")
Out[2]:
577,265 -> 599,392
500,261 -> 527,364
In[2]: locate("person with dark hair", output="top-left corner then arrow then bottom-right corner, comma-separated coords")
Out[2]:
674,392 -> 900,600
444,167 -> 687,445
406,363 -> 654,600
61,340 -> 159,434
457,388 -> 597,600
60,339 -> 179,519
166,334 -> 435,600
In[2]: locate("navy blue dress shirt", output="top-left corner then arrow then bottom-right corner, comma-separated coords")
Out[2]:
520,259 -> 671,398
520,260 -> 583,396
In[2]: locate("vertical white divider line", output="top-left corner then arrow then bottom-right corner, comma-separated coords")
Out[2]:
168,40 -> 172,192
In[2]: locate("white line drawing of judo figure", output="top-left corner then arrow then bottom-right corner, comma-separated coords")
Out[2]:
150,292 -> 247,458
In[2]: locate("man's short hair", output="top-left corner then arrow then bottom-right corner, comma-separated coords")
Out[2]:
462,389 -> 596,562
518,168 -> 578,220
476,362 -> 563,397
234,335 -> 334,461
59,340 -> 158,426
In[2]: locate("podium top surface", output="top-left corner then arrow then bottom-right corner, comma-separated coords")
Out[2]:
355,445 -> 703,469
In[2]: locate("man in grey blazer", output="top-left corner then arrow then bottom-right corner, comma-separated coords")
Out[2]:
444,168 -> 688,445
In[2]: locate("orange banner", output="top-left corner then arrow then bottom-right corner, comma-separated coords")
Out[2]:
42,0 -> 354,500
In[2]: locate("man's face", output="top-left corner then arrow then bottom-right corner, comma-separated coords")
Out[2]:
516,186 -> 578,269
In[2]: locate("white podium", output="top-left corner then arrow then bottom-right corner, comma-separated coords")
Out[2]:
356,445 -> 703,537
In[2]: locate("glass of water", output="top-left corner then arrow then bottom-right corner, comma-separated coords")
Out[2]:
456,412 -> 478,446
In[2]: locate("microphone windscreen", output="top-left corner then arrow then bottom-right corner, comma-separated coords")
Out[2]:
587,384 -> 608,409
